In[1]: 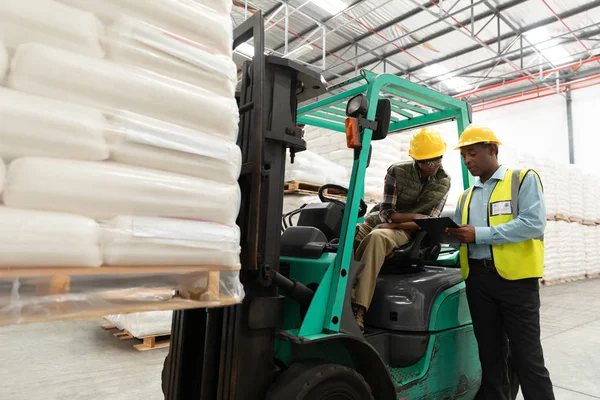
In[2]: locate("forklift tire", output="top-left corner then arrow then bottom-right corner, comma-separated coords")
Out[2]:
161,354 -> 171,396
265,359 -> 374,400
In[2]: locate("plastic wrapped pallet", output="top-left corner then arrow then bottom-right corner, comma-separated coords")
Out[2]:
0,88 -> 110,162
105,311 -> 173,338
8,43 -> 239,140
0,0 -> 244,326
0,0 -> 105,57
102,217 -> 240,267
3,157 -> 241,225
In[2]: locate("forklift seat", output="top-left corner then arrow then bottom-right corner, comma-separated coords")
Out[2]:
365,266 -> 463,332
380,231 -> 441,273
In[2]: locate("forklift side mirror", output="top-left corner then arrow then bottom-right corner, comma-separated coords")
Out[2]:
372,99 -> 391,141
345,117 -> 362,148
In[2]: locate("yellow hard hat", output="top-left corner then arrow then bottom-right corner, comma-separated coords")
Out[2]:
455,124 -> 502,150
408,128 -> 447,160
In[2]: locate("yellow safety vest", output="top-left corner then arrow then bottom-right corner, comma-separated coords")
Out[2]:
458,168 -> 544,280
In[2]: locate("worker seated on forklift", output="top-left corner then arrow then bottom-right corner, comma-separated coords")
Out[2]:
352,128 -> 450,331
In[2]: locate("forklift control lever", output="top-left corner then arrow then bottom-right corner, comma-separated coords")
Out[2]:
264,265 -> 314,311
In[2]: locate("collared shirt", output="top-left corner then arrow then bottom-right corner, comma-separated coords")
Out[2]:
453,164 -> 546,260
379,163 -> 448,222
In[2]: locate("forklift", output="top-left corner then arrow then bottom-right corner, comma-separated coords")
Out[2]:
162,11 -> 494,400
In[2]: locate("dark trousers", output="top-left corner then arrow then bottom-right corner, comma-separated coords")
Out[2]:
466,264 -> 555,400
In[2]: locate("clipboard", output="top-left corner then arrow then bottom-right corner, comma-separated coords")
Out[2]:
413,217 -> 461,244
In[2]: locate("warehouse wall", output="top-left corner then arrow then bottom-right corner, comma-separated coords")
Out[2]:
571,84 -> 600,170
473,94 -> 570,164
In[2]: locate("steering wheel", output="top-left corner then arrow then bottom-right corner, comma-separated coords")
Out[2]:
318,184 -> 368,218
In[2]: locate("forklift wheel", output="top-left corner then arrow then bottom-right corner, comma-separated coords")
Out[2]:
265,359 -> 374,400
161,354 -> 170,396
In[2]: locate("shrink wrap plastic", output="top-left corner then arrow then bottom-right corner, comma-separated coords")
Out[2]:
0,0 -> 244,326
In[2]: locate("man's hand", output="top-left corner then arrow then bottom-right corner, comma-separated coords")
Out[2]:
447,225 -> 476,243
413,214 -> 430,220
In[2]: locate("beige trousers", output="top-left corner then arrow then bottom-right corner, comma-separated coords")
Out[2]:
352,223 -> 410,310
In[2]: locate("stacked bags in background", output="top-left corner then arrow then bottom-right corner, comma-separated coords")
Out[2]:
0,0 -> 242,276
105,311 -> 173,338
285,150 -> 348,186
511,147 -> 600,284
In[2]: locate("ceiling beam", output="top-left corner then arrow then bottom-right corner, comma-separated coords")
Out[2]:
401,0 -> 600,77
304,1 -> 436,65
330,0 -> 527,78
271,0 -> 367,52
442,30 -> 600,93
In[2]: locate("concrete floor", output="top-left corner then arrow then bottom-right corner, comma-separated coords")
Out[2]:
0,279 -> 599,400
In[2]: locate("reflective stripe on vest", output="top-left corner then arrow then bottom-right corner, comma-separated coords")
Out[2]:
458,169 -> 545,280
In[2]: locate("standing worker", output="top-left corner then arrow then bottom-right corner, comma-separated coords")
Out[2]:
352,128 -> 450,332
448,125 -> 554,400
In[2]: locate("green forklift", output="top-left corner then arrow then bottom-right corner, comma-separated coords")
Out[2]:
271,70 -> 478,399
162,12 -> 505,400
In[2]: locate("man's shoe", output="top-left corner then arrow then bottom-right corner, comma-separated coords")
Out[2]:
352,303 -> 366,333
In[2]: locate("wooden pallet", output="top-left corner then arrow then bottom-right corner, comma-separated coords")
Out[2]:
102,323 -> 170,352
284,181 -> 347,198
0,265 -> 241,325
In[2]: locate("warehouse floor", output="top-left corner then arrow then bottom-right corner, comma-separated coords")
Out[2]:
0,279 -> 599,400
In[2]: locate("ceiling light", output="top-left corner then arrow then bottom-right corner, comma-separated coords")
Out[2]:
311,0 -> 347,15
424,64 -> 470,91
235,43 -> 254,58
525,27 -> 572,64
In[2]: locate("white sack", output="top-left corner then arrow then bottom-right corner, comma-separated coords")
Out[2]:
8,43 -> 239,141
0,88 -> 109,162
102,216 -> 240,267
56,0 -> 233,56
0,157 -> 4,195
285,150 -> 348,186
106,112 -> 241,184
0,206 -> 102,267
105,311 -> 172,337
0,0 -> 104,57
0,41 -> 7,82
105,16 -> 236,97
3,158 -> 241,225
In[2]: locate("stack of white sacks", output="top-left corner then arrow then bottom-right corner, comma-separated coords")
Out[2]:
511,148 -> 600,283
0,0 -> 244,316
304,128 -> 412,200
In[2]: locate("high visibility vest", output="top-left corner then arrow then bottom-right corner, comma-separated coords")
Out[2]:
458,168 -> 544,280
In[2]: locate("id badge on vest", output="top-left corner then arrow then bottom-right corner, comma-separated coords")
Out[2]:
490,201 -> 512,216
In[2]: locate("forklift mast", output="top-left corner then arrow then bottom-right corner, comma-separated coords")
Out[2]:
163,11 -> 327,400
